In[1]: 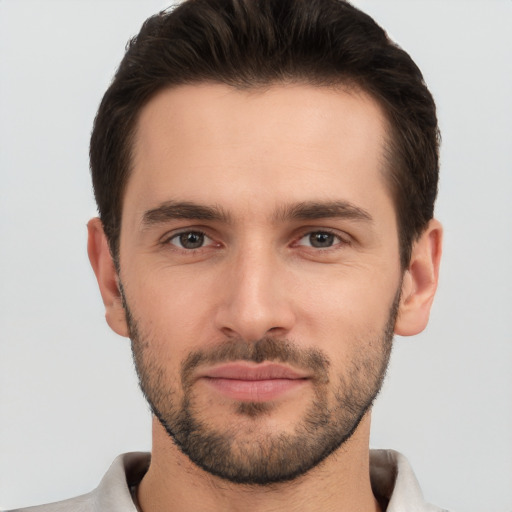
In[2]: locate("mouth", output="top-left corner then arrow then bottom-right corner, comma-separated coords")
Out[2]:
196,362 -> 310,402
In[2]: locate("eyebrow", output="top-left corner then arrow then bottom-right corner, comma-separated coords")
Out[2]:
141,201 -> 231,228
273,201 -> 373,223
140,199 -> 372,229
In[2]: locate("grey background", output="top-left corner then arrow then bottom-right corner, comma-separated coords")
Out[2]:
1,1 -> 511,510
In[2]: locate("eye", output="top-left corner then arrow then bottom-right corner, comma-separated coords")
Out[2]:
168,231 -> 212,250
296,231 -> 343,249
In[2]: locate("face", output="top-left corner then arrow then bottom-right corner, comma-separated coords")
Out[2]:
118,83 -> 404,484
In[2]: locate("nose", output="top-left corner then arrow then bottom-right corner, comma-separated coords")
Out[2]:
214,244 -> 296,341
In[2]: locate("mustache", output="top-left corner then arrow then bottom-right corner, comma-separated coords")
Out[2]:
181,337 -> 330,384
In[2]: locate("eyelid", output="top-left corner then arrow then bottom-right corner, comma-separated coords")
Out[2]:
293,228 -> 351,248
158,223 -> 210,241
160,228 -> 215,249
157,226 -> 351,250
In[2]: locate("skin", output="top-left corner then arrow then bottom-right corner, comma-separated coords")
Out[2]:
88,83 -> 442,512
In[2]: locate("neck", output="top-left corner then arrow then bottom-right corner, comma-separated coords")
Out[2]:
137,413 -> 381,512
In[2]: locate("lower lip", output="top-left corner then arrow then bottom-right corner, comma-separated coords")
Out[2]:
202,377 -> 307,402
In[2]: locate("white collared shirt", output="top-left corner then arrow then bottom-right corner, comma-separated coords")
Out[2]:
7,450 -> 449,511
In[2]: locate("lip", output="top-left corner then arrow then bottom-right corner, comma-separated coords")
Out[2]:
197,362 -> 309,402
199,362 -> 308,380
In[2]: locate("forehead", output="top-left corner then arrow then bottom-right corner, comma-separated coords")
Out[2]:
126,83 -> 391,221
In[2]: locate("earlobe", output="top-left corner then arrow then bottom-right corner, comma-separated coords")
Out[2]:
395,219 -> 443,336
87,218 -> 129,338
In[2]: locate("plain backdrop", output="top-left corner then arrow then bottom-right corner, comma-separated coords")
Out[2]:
1,1 -> 511,511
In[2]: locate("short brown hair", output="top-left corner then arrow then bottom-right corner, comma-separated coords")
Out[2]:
90,0 -> 439,268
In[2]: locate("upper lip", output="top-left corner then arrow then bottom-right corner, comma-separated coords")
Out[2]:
197,362 -> 309,381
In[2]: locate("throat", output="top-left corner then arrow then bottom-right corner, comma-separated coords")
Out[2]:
136,414 -> 380,512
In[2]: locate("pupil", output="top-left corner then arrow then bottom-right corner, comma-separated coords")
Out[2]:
180,232 -> 204,249
310,232 -> 334,248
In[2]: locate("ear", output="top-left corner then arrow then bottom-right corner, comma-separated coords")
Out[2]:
87,218 -> 129,338
395,219 -> 443,336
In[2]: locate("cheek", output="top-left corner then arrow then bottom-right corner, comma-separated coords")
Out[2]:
125,268 -> 219,354
292,267 -> 399,353
295,265 -> 397,320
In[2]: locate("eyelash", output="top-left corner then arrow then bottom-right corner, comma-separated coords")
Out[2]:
161,228 -> 350,253
294,229 -> 350,250
163,230 -> 214,251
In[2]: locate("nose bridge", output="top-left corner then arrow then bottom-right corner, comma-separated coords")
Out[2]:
215,236 -> 294,340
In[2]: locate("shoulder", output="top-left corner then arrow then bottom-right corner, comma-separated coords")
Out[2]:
5,453 -> 150,512
370,449 -> 451,512
6,493 -> 94,512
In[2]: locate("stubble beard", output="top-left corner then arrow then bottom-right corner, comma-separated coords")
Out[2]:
123,289 -> 399,486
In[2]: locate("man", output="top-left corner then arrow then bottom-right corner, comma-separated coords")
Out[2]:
10,0 -> 445,510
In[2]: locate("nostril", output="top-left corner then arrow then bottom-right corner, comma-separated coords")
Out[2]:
220,326 -> 238,337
